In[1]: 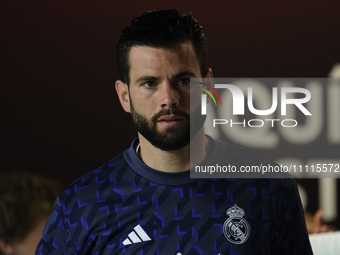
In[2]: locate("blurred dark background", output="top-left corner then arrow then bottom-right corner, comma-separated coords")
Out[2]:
1,0 -> 340,224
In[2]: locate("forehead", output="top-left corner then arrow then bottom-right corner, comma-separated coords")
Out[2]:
128,42 -> 200,81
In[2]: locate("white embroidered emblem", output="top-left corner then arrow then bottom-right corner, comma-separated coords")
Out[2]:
223,204 -> 250,244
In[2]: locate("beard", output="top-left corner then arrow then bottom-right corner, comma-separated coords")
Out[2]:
130,99 -> 206,151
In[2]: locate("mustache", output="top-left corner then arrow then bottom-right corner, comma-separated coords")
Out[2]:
151,108 -> 189,123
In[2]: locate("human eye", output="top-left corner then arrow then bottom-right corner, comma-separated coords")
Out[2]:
178,77 -> 190,87
141,81 -> 157,89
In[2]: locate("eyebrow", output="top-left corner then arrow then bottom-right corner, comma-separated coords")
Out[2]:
135,76 -> 158,84
135,71 -> 197,84
172,71 -> 196,81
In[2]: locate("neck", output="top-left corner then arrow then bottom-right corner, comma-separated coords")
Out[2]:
137,129 -> 207,173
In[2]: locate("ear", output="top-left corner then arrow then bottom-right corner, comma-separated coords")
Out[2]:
0,239 -> 16,255
115,80 -> 131,113
205,68 -> 213,81
204,68 -> 214,104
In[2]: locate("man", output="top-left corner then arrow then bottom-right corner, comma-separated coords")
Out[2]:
0,172 -> 63,255
36,10 -> 313,254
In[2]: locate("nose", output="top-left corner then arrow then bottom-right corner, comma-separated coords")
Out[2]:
159,81 -> 180,108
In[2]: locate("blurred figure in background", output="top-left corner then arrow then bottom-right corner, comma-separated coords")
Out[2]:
0,172 -> 63,255
305,210 -> 336,234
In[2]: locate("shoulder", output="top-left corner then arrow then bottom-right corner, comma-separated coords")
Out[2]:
207,135 -> 276,163
204,136 -> 291,180
221,138 -> 277,165
57,153 -> 128,206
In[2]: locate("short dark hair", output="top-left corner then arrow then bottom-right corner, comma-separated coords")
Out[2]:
0,173 -> 63,244
117,9 -> 208,84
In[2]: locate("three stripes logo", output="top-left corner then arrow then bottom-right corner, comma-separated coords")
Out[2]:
196,82 -> 222,115
122,225 -> 152,246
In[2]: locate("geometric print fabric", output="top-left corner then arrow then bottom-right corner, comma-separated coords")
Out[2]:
36,137 -> 313,255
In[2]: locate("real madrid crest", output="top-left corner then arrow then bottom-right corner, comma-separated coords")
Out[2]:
223,204 -> 250,244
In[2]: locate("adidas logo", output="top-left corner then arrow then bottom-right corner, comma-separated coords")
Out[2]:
122,224 -> 152,246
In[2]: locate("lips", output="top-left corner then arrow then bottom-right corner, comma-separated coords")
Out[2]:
158,115 -> 185,127
158,115 -> 184,122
